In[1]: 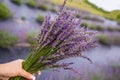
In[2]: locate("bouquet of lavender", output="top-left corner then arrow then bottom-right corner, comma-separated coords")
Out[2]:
9,0 -> 97,80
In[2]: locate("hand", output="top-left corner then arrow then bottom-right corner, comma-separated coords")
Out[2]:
0,59 -> 41,80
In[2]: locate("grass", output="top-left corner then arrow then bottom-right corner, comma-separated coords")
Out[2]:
26,34 -> 35,45
89,24 -> 96,30
96,25 -> 104,31
83,16 -> 103,22
0,2 -> 12,19
38,4 -> 48,11
117,21 -> 120,25
108,35 -> 120,45
116,16 -> 120,25
10,0 -> 22,5
80,22 -> 88,27
76,14 -> 81,18
26,32 -> 38,45
97,34 -> 109,45
0,30 -> 18,48
117,28 -> 120,32
92,75 -> 103,80
50,7 -> 57,13
21,16 -> 26,20
81,23 -> 104,31
80,22 -> 120,32
97,33 -> 120,45
80,23 -> 105,31
107,27 -> 115,31
105,10 -> 120,25
49,0 -> 120,24
36,15 -> 44,24
116,14 -> 120,25
84,0 -> 109,14
50,0 -> 104,16
26,0 -> 36,8
88,24 -> 104,31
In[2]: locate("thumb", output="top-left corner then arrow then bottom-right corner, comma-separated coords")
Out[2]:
20,70 -> 35,80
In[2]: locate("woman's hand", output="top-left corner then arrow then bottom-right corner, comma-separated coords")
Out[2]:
0,59 -> 41,80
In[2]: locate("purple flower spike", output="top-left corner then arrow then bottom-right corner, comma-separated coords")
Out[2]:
35,0 -> 97,70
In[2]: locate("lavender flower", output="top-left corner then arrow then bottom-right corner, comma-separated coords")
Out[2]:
9,0 -> 97,80
34,0 -> 97,70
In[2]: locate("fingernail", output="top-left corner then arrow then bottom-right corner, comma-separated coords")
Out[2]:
33,76 -> 36,80
30,76 -> 35,80
38,72 -> 41,75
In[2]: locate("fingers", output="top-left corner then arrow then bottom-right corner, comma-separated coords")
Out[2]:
37,71 -> 41,75
17,59 -> 24,63
1,77 -> 9,80
20,70 -> 35,80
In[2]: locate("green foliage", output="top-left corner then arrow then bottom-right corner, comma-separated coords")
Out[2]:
0,2 -> 12,19
117,14 -> 120,19
26,35 -> 33,44
97,34 -> 109,45
80,22 -> 88,27
84,0 -> 109,14
26,0 -> 36,8
51,2 -> 56,6
38,4 -> 48,11
118,28 -> 120,32
83,16 -> 103,22
107,27 -> 115,31
110,10 -> 120,19
76,14 -> 81,18
116,14 -> 120,25
50,7 -> 57,13
89,24 -> 96,30
21,16 -> 26,20
117,21 -> 120,25
26,33 -> 37,45
96,25 -> 104,31
68,0 -> 73,2
110,35 -> 120,45
92,74 -> 103,80
105,10 -> 120,25
73,77 -> 79,80
50,0 -> 120,23
89,24 -> 104,31
36,15 -> 44,24
0,31 -> 18,48
10,0 -> 22,5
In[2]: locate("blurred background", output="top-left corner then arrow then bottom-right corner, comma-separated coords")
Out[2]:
0,0 -> 120,80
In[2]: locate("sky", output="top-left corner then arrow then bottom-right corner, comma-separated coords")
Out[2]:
88,0 -> 120,11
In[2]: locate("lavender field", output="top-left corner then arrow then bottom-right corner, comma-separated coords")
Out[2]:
0,0 -> 120,80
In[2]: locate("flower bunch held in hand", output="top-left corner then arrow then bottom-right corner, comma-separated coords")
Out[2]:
9,0 -> 97,80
